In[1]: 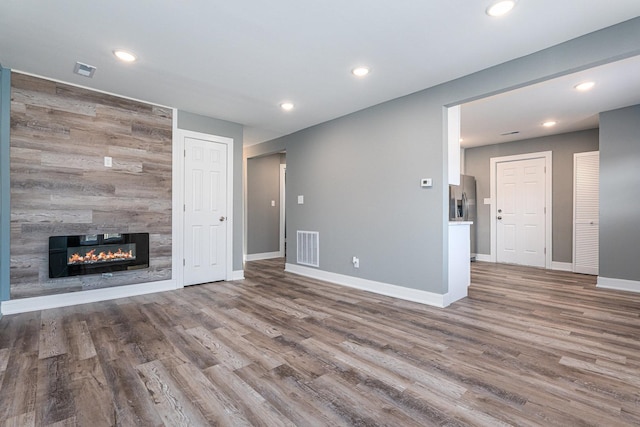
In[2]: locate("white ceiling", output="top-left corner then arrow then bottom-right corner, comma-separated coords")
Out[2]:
461,54 -> 640,148
1,1 -> 639,146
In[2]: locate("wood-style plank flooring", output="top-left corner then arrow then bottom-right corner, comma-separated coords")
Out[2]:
1,259 -> 639,426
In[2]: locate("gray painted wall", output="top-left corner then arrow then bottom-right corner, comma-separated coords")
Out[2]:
177,111 -> 244,271
247,18 -> 640,295
465,129 -> 599,262
247,153 -> 282,254
0,66 -> 10,302
599,104 -> 640,281
284,95 -> 444,292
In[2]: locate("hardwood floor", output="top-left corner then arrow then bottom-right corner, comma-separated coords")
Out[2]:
1,259 -> 639,426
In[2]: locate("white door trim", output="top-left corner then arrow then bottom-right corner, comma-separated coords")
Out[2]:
489,151 -> 552,268
447,105 -> 461,185
173,128 -> 234,288
279,164 -> 286,258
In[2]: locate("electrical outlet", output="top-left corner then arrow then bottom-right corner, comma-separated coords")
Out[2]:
352,256 -> 360,268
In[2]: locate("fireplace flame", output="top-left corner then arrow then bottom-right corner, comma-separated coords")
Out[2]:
68,248 -> 135,265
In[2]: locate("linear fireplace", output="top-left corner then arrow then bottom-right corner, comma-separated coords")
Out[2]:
49,233 -> 149,278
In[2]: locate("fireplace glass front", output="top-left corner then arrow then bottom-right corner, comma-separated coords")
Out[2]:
49,233 -> 149,278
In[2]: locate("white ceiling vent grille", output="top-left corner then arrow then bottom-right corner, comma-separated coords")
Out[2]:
297,231 -> 319,268
73,62 -> 97,78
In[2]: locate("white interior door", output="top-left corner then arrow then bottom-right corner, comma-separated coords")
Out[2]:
184,137 -> 227,285
496,157 -> 546,267
573,151 -> 599,275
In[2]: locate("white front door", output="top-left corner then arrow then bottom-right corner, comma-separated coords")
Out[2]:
183,137 -> 227,285
496,157 -> 546,267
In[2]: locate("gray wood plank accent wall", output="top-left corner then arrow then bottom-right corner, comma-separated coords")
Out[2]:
10,73 -> 173,299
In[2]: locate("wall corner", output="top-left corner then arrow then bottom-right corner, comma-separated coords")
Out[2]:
0,66 -> 11,302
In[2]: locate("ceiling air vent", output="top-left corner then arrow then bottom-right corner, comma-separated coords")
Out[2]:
73,62 -> 96,78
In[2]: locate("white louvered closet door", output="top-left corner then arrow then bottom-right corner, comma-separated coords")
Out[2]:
573,151 -> 599,275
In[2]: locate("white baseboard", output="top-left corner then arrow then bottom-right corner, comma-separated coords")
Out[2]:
474,254 -> 492,262
285,263 -> 446,308
245,251 -> 282,261
1,279 -> 177,315
597,276 -> 640,293
551,262 -> 573,272
232,270 -> 245,281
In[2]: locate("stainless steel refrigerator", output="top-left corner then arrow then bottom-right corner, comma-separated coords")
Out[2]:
449,175 -> 477,261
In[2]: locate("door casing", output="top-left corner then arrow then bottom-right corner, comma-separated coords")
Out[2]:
279,164 -> 286,258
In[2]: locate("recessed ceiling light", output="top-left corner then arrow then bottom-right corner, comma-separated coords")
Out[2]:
280,102 -> 294,111
352,67 -> 370,77
486,0 -> 517,17
542,121 -> 557,127
113,50 -> 137,62
574,81 -> 595,91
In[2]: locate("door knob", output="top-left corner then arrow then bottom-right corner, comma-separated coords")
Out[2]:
497,216 -> 502,220
219,216 -> 226,222
498,209 -> 502,213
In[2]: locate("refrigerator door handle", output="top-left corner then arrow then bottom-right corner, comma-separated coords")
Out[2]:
462,192 -> 468,220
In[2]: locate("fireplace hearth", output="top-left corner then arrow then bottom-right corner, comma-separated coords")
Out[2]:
49,233 -> 149,278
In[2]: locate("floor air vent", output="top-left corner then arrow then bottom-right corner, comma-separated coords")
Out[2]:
297,231 -> 319,267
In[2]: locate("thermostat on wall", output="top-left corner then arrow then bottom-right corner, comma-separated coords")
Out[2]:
420,178 -> 433,188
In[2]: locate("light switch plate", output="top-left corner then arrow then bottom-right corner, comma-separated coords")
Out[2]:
297,195 -> 304,204
420,178 -> 433,187
104,156 -> 113,167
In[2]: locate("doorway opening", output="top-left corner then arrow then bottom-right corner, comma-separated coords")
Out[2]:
455,57 -> 638,270
245,151 -> 286,263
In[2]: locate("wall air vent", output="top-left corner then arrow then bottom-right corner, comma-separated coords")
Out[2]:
73,62 -> 97,78
297,231 -> 319,268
